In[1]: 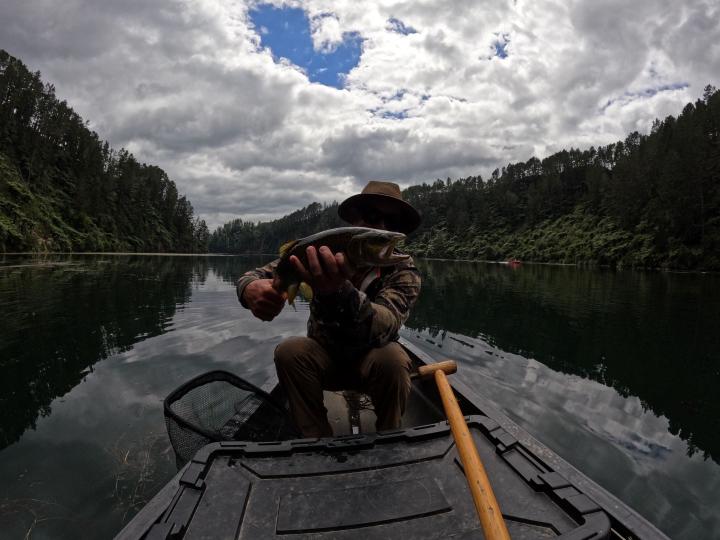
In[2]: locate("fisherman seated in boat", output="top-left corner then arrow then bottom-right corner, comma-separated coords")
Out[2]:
237,181 -> 422,437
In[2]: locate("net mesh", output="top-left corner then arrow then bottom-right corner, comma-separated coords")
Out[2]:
164,371 -> 299,466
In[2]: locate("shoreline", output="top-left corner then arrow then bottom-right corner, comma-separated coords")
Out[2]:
1,251 -> 235,257
417,257 -> 717,275
1,251 -> 717,275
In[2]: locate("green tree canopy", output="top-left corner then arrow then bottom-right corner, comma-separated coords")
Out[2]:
0,50 -> 208,253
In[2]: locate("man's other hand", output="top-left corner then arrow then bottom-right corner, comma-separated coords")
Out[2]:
243,279 -> 286,321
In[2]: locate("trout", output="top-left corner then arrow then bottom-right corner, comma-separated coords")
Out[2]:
274,227 -> 408,305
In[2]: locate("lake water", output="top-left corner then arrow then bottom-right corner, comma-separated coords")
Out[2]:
0,254 -> 718,539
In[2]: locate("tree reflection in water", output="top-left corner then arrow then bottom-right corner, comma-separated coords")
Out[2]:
1,254 -> 718,540
406,259 -> 720,463
0,255 -> 197,449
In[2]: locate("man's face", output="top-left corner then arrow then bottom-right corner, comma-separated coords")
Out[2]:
353,213 -> 387,231
352,201 -> 400,232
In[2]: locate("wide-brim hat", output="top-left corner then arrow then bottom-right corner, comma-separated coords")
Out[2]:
338,181 -> 421,234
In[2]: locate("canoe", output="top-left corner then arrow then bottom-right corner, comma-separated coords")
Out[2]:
116,337 -> 669,540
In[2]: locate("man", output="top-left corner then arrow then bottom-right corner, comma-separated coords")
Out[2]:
236,181 -> 422,437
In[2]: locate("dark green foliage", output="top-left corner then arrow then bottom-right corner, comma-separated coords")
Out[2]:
208,201 -> 342,254
210,86 -> 720,270
0,50 -> 208,253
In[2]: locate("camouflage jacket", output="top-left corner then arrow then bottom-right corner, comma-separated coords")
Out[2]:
236,255 -> 421,356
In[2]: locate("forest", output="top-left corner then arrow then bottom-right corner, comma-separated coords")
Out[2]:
210,86 -> 720,270
0,50 -> 208,252
2,46 -> 717,267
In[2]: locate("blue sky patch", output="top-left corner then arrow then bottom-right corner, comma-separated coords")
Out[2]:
602,82 -> 689,111
250,4 -> 362,89
491,33 -> 510,59
381,110 -> 409,120
367,106 -> 410,120
368,88 -> 415,120
388,17 -> 417,35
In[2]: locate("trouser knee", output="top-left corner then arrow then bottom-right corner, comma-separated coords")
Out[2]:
274,336 -> 331,379
274,336 -> 313,373
362,343 -> 411,386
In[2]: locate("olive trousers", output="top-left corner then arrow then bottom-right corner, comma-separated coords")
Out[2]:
274,336 -> 412,438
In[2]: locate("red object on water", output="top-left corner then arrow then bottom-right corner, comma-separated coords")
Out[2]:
507,259 -> 522,267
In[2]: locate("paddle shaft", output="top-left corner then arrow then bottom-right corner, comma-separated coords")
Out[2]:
434,369 -> 511,540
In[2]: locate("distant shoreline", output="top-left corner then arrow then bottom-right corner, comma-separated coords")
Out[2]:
2,251 -> 717,275
1,251 -> 235,256
418,257 -> 717,274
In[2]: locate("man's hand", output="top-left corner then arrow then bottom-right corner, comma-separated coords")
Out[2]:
243,279 -> 286,321
290,246 -> 352,296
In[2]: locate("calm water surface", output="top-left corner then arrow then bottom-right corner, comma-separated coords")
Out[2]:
0,254 -> 718,539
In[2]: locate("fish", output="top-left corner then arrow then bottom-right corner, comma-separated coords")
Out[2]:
273,227 -> 409,306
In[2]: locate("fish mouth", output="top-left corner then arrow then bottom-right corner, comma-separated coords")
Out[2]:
349,230 -> 408,266
378,241 -> 395,260
374,237 -> 408,264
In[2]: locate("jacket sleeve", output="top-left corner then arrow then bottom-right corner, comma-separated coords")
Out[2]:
310,268 -> 421,347
236,259 -> 279,308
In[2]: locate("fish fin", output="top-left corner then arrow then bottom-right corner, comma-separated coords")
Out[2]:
299,281 -> 313,301
287,283 -> 298,307
279,239 -> 299,257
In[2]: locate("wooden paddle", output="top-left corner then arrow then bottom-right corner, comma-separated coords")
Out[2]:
416,360 -> 512,540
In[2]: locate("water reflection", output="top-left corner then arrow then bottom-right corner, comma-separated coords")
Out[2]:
401,328 -> 720,539
406,259 -> 720,463
0,255 -> 199,449
0,254 -> 305,539
1,255 -> 718,540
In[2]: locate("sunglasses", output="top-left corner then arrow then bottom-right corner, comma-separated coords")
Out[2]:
361,208 -> 400,232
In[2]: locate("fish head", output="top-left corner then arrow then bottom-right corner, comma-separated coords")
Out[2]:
347,229 -> 409,266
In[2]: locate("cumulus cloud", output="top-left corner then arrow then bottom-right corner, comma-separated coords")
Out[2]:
310,12 -> 344,52
1,0 -> 718,228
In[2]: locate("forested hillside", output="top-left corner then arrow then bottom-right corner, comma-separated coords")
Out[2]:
210,86 -> 720,270
208,202 -> 342,254
0,50 -> 208,252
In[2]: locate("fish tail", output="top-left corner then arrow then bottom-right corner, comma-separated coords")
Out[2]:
279,239 -> 299,257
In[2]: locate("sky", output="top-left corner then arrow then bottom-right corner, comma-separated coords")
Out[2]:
1,0 -> 718,229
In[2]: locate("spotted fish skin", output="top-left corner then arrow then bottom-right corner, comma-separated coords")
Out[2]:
273,227 -> 408,305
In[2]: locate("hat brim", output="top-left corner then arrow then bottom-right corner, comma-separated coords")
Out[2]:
338,193 -> 421,234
